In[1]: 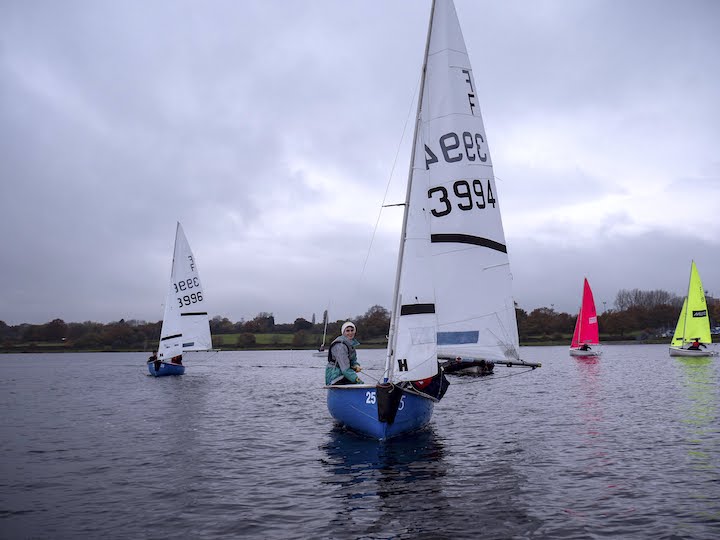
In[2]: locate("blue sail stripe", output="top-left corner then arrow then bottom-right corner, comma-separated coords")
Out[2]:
437,331 -> 479,345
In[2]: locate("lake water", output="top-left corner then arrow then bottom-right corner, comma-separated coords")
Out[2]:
1,345 -> 719,539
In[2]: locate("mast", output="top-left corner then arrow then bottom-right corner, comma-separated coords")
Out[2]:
578,278 -> 586,343
321,309 -> 328,348
577,281 -> 584,344
384,0 -> 437,382
681,261 -> 694,345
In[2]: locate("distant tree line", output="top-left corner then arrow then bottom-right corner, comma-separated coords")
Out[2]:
2,290 -> 718,351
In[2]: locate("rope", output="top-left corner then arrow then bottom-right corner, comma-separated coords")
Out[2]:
356,78 -> 420,285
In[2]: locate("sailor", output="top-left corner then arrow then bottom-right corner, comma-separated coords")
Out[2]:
326,321 -> 363,385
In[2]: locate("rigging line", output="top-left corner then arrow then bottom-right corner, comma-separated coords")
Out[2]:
356,76 -> 421,285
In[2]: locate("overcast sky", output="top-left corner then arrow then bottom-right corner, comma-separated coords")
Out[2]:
1,0 -> 719,326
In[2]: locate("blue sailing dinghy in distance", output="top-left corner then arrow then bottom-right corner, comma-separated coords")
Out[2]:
147,222 -> 213,377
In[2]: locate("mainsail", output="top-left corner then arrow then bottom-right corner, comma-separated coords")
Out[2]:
671,261 -> 712,347
326,0 -> 529,440
387,0 -> 519,381
571,278 -> 600,348
157,223 -> 212,360
401,0 -> 519,366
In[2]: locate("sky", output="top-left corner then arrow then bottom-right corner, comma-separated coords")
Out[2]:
1,0 -> 719,326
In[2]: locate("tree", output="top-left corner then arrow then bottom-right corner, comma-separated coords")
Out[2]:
41,319 -> 68,341
356,305 -> 390,339
210,316 -> 234,334
253,313 -> 275,333
293,318 -> 313,331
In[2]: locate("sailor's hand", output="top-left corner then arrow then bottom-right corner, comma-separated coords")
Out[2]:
352,365 -> 362,372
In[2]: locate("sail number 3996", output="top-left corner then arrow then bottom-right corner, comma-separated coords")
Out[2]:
176,291 -> 203,308
174,277 -> 200,293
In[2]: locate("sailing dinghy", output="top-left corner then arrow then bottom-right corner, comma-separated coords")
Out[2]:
148,222 -> 213,376
312,310 -> 329,358
669,261 -> 717,357
326,0 -> 537,440
569,278 -> 601,357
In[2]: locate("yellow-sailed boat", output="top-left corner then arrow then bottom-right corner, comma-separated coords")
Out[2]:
669,261 -> 717,357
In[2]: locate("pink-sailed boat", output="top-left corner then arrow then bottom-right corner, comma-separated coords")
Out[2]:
569,278 -> 601,357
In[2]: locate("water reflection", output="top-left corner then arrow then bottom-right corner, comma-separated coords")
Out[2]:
320,427 -> 452,538
573,355 -> 605,445
676,357 -> 718,469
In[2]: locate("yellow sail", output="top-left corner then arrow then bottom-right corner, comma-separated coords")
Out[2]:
672,261 -> 712,346
671,298 -> 688,346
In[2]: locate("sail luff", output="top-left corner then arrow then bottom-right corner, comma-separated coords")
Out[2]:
685,261 -> 712,344
385,0 -> 438,382
580,278 -> 599,345
680,261 -> 694,345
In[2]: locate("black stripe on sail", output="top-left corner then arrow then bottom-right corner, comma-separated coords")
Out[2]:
431,233 -> 507,253
161,333 -> 182,342
400,303 -> 436,315
181,312 -> 208,317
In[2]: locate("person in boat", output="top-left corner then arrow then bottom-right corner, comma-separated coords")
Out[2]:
579,344 -> 591,351
687,339 -> 706,351
170,355 -> 183,365
148,353 -> 162,371
326,321 -> 363,385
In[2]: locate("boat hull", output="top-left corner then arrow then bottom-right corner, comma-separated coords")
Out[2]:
569,348 -> 601,357
668,346 -> 718,357
441,359 -> 494,376
147,361 -> 185,376
326,385 -> 435,441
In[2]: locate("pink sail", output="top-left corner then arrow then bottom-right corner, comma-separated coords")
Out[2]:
570,278 -> 600,348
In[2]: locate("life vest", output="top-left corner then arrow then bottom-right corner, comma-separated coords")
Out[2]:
326,335 -> 357,364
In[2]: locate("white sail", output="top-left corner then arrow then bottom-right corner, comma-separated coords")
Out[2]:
421,0 -> 519,363
390,0 -> 519,381
157,223 -> 212,360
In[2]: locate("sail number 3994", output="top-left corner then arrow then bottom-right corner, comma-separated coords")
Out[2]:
428,179 -> 496,217
425,131 -> 487,169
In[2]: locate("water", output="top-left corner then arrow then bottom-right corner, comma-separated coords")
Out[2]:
1,345 -> 719,539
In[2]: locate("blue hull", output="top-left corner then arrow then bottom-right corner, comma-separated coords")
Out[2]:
326,385 -> 435,441
147,362 -> 185,377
